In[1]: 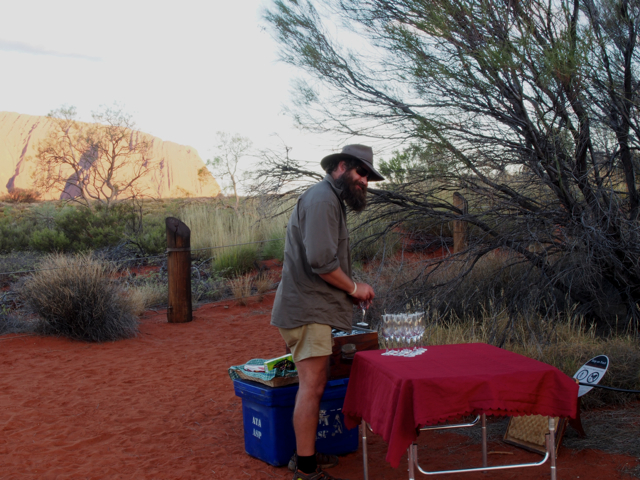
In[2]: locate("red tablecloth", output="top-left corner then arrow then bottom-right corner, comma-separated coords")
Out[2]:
343,343 -> 578,468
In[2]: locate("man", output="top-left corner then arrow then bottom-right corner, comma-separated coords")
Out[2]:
271,145 -> 385,480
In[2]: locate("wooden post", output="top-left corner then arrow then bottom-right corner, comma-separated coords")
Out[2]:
453,192 -> 468,254
166,217 -> 192,323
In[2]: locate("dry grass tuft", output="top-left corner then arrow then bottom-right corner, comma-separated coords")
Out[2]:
229,275 -> 253,306
255,271 -> 277,301
0,188 -> 40,203
18,253 -> 139,342
128,283 -> 167,310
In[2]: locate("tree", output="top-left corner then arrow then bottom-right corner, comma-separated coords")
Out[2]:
34,105 -> 154,211
263,0 -> 640,329
207,132 -> 252,210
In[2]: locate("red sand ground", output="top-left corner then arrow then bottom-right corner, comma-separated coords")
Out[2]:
1,292 -> 638,480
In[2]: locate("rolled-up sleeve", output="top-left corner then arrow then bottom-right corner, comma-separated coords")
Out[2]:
300,200 -> 341,274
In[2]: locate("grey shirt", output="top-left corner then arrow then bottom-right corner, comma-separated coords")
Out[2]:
271,175 -> 353,331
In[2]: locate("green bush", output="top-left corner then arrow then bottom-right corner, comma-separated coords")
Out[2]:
18,253 -> 140,342
0,208 -> 40,252
54,206 -> 126,251
131,219 -> 166,255
29,228 -> 71,252
213,245 -> 259,277
261,234 -> 285,262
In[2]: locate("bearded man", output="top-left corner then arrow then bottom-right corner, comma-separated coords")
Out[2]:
271,145 -> 384,480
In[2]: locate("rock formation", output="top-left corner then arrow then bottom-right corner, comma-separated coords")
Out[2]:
0,111 -> 220,200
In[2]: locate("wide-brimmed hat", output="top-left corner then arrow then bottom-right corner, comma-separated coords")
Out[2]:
320,144 -> 385,182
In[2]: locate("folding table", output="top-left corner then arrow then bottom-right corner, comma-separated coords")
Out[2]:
342,343 -> 579,479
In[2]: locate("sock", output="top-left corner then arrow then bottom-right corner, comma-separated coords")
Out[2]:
297,454 -> 317,474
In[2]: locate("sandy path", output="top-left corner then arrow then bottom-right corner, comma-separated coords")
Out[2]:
1,293 -> 637,479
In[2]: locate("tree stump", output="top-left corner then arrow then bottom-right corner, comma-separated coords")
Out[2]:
166,217 -> 192,323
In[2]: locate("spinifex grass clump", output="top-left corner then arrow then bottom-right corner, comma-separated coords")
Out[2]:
229,274 -> 252,306
19,253 -> 140,342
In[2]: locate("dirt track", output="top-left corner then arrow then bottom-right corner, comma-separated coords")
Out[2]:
1,293 -> 638,479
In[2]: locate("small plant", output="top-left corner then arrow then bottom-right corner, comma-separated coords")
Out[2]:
228,274 -> 253,306
18,253 -> 140,342
213,245 -> 259,277
255,271 -> 277,301
261,234 -> 285,262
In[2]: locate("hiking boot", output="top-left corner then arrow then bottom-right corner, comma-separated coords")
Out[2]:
292,467 -> 348,480
288,452 -> 339,472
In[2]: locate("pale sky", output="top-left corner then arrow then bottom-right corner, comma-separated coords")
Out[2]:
0,0 -> 363,193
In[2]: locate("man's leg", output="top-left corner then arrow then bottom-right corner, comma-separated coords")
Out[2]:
293,354 -> 329,458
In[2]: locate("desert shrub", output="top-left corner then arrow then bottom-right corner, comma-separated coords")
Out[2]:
0,209 -> 40,252
132,220 -> 166,255
1,188 -> 40,203
261,234 -> 285,262
29,228 -> 71,252
229,274 -> 253,306
54,206 -> 127,251
255,271 -> 278,301
213,245 -> 259,277
18,253 -> 140,342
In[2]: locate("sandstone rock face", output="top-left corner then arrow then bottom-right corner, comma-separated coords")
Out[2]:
0,111 -> 220,200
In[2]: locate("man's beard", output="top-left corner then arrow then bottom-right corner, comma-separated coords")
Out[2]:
336,170 -> 367,212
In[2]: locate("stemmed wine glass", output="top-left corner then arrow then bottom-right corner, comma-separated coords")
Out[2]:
380,312 -> 428,357
380,314 -> 394,355
413,312 -> 426,355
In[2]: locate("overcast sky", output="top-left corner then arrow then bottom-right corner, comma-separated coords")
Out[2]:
0,0 -> 362,192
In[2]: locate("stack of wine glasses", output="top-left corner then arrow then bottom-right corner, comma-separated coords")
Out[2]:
379,312 -> 427,357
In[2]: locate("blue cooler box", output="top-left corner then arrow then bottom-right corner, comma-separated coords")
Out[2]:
232,377 -> 358,466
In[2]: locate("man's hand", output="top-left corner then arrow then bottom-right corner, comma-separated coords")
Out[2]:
318,268 -> 375,303
351,282 -> 375,303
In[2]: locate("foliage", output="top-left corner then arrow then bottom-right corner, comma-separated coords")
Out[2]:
264,0 -> 640,331
33,105 -> 155,210
213,245 -> 259,277
261,233 -> 286,262
0,199 -> 172,256
18,253 -> 140,342
0,208 -> 40,253
28,228 -> 71,252
378,145 -> 450,185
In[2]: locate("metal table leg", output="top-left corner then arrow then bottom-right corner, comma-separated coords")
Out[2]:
481,414 -> 487,468
408,443 -> 416,480
409,415 -> 553,476
361,419 -> 369,480
549,417 -> 557,480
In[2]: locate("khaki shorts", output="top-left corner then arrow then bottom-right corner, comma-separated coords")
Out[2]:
278,324 -> 334,363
